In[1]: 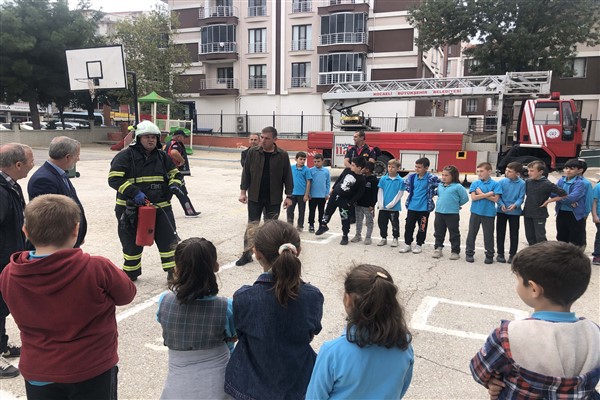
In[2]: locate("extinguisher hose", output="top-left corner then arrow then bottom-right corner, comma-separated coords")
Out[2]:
157,206 -> 181,242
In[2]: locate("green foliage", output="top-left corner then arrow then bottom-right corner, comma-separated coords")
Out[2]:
408,0 -> 600,75
108,5 -> 191,104
0,0 -> 101,126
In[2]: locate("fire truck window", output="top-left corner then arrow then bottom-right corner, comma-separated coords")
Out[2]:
534,103 -> 560,125
562,102 -> 574,140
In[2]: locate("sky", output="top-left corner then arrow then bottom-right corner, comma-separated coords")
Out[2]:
69,0 -> 163,13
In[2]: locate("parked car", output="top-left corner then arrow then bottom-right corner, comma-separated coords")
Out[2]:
20,121 -> 47,130
0,123 -> 11,130
42,121 -> 77,130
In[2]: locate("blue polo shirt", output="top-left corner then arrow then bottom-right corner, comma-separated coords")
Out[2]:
408,174 -> 428,211
436,183 -> 469,214
309,166 -> 330,199
291,164 -> 312,196
469,178 -> 502,217
496,177 -> 525,216
378,174 -> 406,211
594,184 -> 600,216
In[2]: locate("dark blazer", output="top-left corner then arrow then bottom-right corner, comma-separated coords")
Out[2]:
27,161 -> 87,247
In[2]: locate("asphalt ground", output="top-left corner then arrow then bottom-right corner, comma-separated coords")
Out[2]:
0,144 -> 598,399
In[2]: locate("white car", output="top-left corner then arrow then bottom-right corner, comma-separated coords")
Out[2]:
20,121 -> 47,130
0,123 -> 11,130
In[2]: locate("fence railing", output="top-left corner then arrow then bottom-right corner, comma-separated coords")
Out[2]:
199,78 -> 239,90
291,39 -> 312,51
318,32 -> 366,45
319,0 -> 368,5
200,42 -> 237,54
198,6 -> 238,18
248,78 -> 267,89
318,72 -> 364,85
248,42 -> 267,53
292,1 -> 312,12
291,77 -> 311,88
248,5 -> 267,17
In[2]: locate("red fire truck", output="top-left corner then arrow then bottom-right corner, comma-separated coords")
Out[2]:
308,71 -> 584,175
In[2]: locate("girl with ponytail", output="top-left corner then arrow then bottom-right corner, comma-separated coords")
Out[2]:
306,264 -> 414,399
225,220 -> 324,400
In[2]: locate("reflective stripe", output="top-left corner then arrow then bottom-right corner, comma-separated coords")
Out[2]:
118,181 -> 132,194
126,176 -> 164,183
159,250 -> 175,258
116,199 -> 127,206
108,170 -> 126,178
169,179 -> 182,186
123,253 -> 143,261
155,201 -> 171,208
161,261 -> 176,269
168,168 -> 179,177
123,262 -> 141,271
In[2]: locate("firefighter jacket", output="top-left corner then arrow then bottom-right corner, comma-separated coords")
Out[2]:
108,144 -> 183,210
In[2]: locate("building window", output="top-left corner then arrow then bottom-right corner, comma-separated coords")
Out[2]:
318,52 -> 365,85
200,25 -> 236,53
248,0 -> 266,17
563,58 -> 586,78
292,62 -> 311,88
248,28 -> 266,53
320,13 -> 366,45
217,67 -> 234,88
484,116 -> 497,131
292,25 -> 312,51
466,99 -> 477,113
249,64 -> 267,89
292,0 -> 312,13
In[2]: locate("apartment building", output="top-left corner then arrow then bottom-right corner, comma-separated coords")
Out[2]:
167,0 -> 431,132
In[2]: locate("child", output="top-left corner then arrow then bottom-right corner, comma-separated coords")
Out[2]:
157,237 -> 236,400
352,161 -> 378,245
225,220 -> 324,400
0,194 -> 136,399
470,241 -> 599,398
164,129 -> 200,217
554,158 -> 588,247
495,162 -> 526,263
376,159 -> 406,247
315,157 -> 366,245
287,151 -> 312,232
399,157 -> 440,254
305,264 -> 414,399
465,162 -> 502,264
522,161 -> 567,245
432,165 -> 469,260
592,181 -> 600,265
308,153 -> 330,233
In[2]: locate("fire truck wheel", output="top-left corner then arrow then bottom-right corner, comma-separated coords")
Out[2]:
374,154 -> 391,176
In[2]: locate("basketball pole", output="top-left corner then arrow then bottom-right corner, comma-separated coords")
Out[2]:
127,71 -> 139,126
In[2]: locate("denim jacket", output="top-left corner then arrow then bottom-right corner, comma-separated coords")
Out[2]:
404,172 -> 441,212
225,272 -> 324,400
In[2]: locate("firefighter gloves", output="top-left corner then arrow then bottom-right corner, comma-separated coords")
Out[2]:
134,191 -> 148,205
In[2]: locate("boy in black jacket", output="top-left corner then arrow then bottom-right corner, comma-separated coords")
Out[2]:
522,161 -> 567,245
351,161 -> 378,245
315,157 -> 366,245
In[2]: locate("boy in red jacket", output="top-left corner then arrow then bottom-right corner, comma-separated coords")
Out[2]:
0,194 -> 136,399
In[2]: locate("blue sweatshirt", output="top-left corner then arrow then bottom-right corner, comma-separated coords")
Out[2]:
436,183 -> 469,214
554,176 -> 587,221
497,177 -> 526,216
309,166 -> 330,199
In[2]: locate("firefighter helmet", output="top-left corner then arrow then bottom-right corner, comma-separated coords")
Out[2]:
132,120 -> 162,147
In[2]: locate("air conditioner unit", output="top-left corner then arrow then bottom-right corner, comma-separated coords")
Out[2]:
236,115 -> 246,132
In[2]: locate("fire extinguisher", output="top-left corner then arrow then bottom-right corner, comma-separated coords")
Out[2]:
136,202 -> 156,246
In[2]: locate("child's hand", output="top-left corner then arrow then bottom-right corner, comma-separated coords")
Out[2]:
476,188 -> 483,195
594,216 -> 600,224
487,374 -> 505,400
540,199 -> 550,208
571,202 -> 578,208
501,205 -> 508,213
304,194 -> 309,202
507,204 -> 516,212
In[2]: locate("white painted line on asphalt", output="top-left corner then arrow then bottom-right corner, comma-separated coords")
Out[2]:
116,292 -> 164,323
410,296 -> 529,341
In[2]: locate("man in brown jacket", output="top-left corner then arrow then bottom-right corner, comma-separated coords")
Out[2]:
236,126 -> 293,265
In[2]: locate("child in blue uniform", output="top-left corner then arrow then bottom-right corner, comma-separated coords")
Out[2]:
306,264 -> 414,399
287,151 -> 312,231
495,162 -> 525,263
376,159 -> 405,247
308,154 -> 330,233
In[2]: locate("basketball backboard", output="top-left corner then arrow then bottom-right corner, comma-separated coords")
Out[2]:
66,45 -> 127,91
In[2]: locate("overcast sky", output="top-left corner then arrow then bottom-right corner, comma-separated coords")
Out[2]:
69,0 -> 163,13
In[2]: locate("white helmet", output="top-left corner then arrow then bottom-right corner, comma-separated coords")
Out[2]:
132,120 -> 162,146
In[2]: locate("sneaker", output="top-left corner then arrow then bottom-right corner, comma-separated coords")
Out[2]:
484,257 -> 494,264
0,345 -> 20,358
351,235 -> 362,243
185,211 -> 201,218
377,238 -> 387,246
308,224 -> 315,233
412,245 -> 422,254
449,252 -> 460,260
297,226 -> 304,232
432,248 -> 442,258
315,225 -> 329,235
398,244 -> 411,253
465,255 -> 475,263
0,357 -> 19,379
391,238 -> 399,247
496,254 -> 506,263
235,253 -> 253,266
593,257 -> 600,265
340,236 -> 349,245
364,237 -> 372,245
508,255 -> 515,264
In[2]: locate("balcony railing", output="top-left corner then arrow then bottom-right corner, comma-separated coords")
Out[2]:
292,1 -> 312,12
248,78 -> 267,89
200,78 -> 239,90
291,39 -> 312,51
319,0 -> 368,5
318,32 -> 366,45
198,6 -> 238,18
200,42 -> 237,54
291,77 -> 311,88
318,71 -> 364,85
248,42 -> 267,53
248,5 -> 267,17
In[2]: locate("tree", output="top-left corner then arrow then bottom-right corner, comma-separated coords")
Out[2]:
108,4 -> 191,111
0,0 -> 101,128
407,0 -> 600,76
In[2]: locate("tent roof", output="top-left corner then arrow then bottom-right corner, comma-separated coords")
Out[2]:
138,91 -> 171,104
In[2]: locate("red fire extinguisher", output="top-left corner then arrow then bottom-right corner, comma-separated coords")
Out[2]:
136,203 -> 156,246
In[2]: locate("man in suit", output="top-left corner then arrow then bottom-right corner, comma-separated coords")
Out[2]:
0,143 -> 35,378
27,136 -> 87,247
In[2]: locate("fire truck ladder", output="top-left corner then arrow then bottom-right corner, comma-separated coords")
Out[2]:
321,71 -> 552,152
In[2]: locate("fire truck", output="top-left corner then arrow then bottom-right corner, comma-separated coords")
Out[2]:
308,71 -> 584,175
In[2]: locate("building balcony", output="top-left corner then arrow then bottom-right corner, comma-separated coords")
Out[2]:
291,77 -> 311,88
291,39 -> 313,51
199,78 -> 239,95
318,32 -> 366,46
318,0 -> 369,15
248,78 -> 267,90
198,42 -> 238,62
248,42 -> 267,53
247,5 -> 267,17
198,6 -> 239,25
318,71 -> 364,85
292,1 -> 313,13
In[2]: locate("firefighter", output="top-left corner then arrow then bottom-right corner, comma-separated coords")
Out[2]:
108,120 -> 183,282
